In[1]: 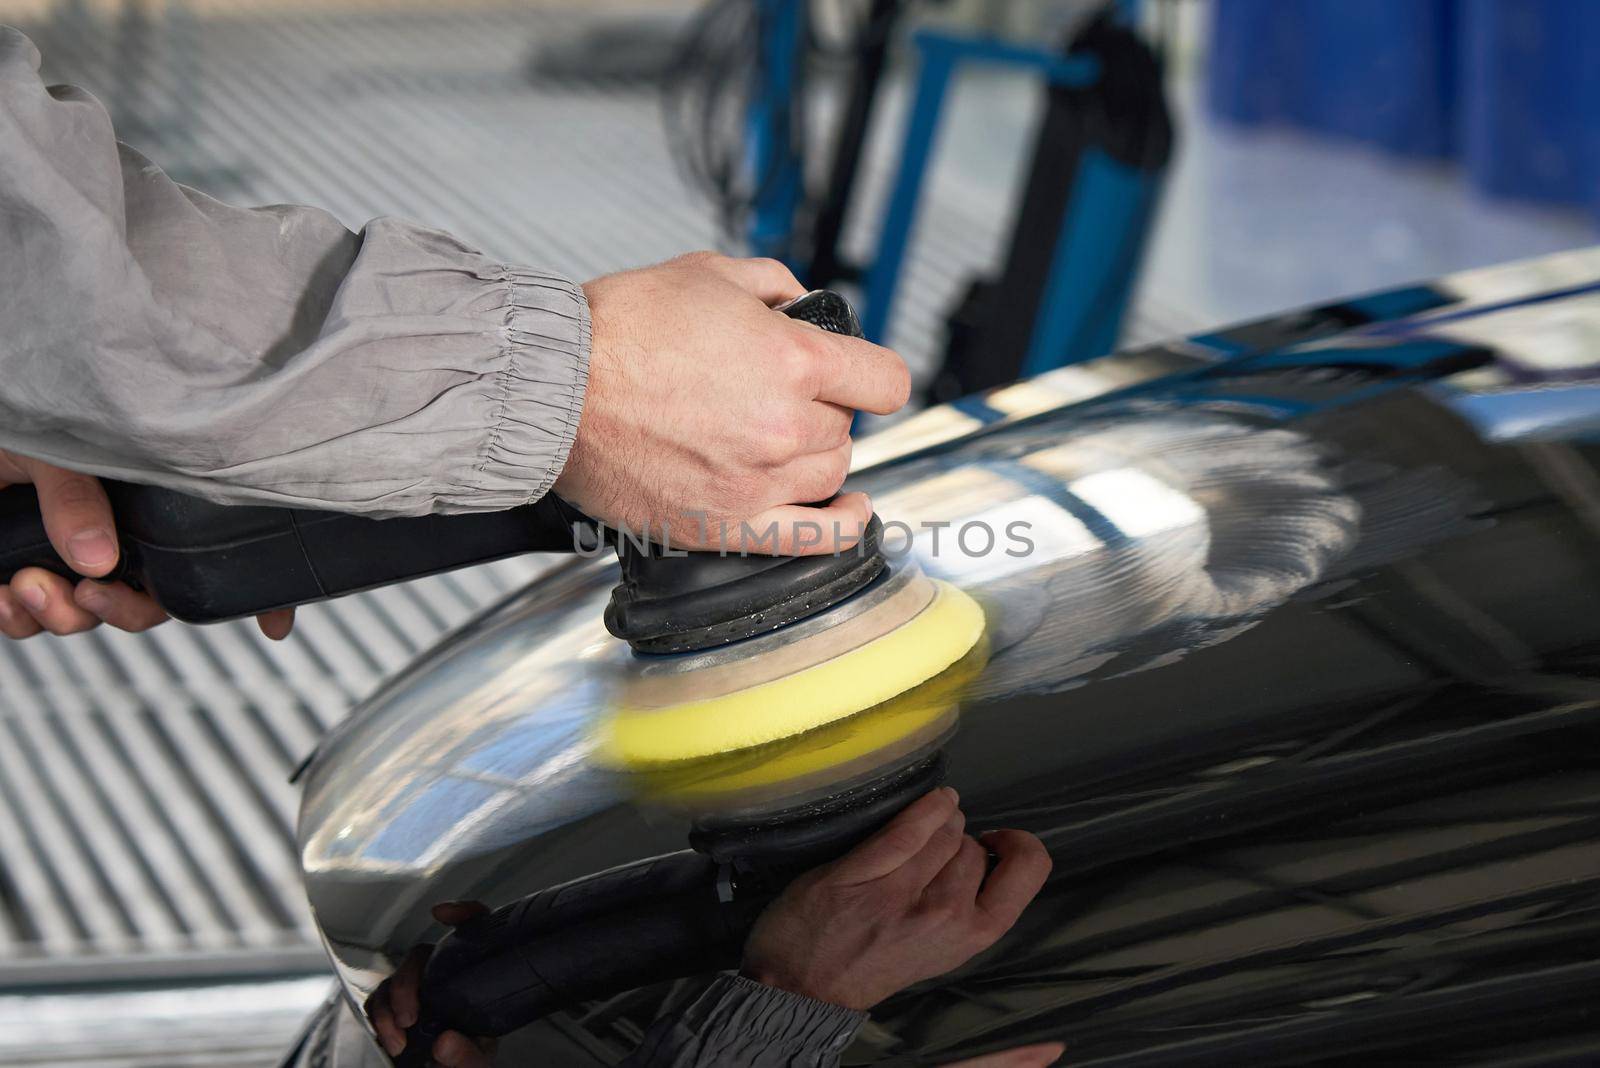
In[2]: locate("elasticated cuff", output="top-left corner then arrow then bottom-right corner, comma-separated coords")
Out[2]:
694,974 -> 866,1058
452,265 -> 591,509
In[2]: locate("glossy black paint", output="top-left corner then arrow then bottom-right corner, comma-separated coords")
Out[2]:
297,249 -> 1600,1066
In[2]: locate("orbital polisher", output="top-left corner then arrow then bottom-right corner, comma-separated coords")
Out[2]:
0,294 -> 990,1064
0,290 -> 985,766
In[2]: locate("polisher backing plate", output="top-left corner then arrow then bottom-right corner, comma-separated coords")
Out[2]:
597,576 -> 986,766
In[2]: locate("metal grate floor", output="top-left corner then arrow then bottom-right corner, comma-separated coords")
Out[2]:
0,975 -> 333,1067
0,0 -> 1200,997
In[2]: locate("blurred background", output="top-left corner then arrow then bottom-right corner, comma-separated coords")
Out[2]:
0,0 -> 1596,1064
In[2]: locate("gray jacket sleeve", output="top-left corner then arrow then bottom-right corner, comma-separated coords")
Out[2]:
0,27 -> 589,518
622,975 -> 867,1068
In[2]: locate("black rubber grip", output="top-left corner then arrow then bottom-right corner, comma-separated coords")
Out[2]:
604,289 -> 882,653
0,480 -> 586,623
774,288 -> 862,336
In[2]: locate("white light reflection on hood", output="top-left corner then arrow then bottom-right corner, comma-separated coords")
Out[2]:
867,411 -> 1364,698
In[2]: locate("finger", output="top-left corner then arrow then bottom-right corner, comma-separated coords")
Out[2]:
974,830 -> 1053,937
11,568 -> 99,635
256,608 -> 295,640
74,581 -> 168,632
939,1042 -> 1066,1068
0,588 -> 44,639
924,834 -> 988,911
431,900 -> 490,927
709,255 -> 806,305
896,809 -> 967,891
364,983 -> 405,1058
829,786 -> 959,884
389,943 -> 431,1031
772,440 -> 852,504
811,332 -> 912,416
734,492 -> 872,557
795,400 -> 854,454
25,461 -> 120,577
433,1030 -> 495,1068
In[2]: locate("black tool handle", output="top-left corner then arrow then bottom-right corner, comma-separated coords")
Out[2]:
0,479 -> 586,623
394,851 -> 770,1067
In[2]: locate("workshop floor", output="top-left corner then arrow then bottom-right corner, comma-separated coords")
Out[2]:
0,3 -> 1593,1063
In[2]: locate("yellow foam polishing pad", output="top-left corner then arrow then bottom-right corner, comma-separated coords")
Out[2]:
598,578 -> 986,766
636,639 -> 988,809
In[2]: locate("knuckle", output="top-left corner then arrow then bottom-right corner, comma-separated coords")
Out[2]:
676,249 -> 722,270
822,880 -> 867,910
880,827 -> 922,858
830,446 -> 852,485
776,357 -> 820,401
757,413 -> 803,462
829,411 -> 854,448
814,469 -> 847,502
789,328 -> 833,379
750,256 -> 789,277
51,474 -> 105,512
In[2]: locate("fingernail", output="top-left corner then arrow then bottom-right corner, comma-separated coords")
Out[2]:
943,786 -> 960,803
18,585 -> 46,613
383,1034 -> 404,1057
68,529 -> 116,570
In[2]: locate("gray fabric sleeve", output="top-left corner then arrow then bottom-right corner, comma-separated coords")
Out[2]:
621,974 -> 867,1068
0,27 -> 590,518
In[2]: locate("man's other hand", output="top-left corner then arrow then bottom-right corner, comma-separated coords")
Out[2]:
741,786 -> 1053,1011
366,901 -> 495,1068
940,1044 -> 1067,1068
0,451 -> 294,640
557,252 -> 911,556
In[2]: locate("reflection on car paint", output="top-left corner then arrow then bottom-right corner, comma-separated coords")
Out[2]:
297,247 -> 1600,1065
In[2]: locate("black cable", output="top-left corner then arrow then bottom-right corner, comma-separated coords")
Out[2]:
663,0 -> 826,250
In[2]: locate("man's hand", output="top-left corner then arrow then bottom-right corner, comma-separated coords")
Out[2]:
0,451 -> 294,640
557,252 -> 911,556
366,901 -> 494,1068
741,787 -> 1053,1011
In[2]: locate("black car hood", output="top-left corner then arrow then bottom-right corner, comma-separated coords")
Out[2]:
298,247 -> 1600,1065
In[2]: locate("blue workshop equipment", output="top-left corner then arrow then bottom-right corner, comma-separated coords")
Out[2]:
1209,0 -> 1600,220
926,12 -> 1174,402
857,31 -> 1102,347
669,1 -> 1174,403
745,0 -> 808,263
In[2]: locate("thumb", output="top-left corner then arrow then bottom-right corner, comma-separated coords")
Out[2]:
19,459 -> 120,577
